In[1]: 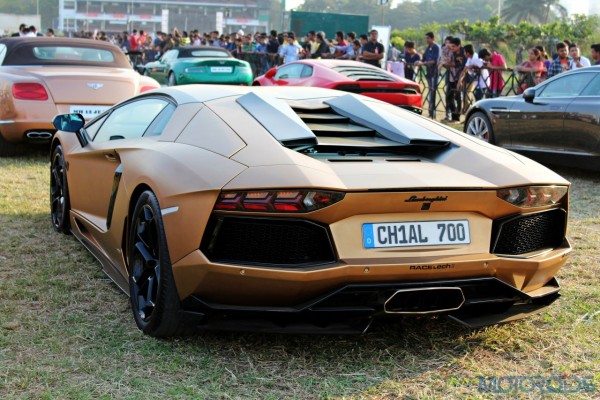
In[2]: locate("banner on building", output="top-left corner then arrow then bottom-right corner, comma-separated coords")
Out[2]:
216,12 -> 223,34
161,9 -> 169,33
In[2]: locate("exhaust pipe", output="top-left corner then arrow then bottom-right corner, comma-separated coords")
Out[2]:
26,131 -> 53,140
384,287 -> 465,314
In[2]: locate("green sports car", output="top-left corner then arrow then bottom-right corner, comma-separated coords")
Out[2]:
142,47 -> 253,86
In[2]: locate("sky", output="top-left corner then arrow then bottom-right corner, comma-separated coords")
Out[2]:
285,0 -> 593,14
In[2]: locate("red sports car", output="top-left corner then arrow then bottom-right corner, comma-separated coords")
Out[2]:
254,60 -> 422,113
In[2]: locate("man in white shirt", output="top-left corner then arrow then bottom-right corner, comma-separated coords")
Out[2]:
569,44 -> 591,69
466,48 -> 490,101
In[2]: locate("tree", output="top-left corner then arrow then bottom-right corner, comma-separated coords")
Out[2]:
502,0 -> 567,24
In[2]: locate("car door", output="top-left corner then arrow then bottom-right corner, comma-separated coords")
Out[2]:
67,97 -> 173,235
273,63 -> 312,86
148,50 -> 177,83
510,72 -> 596,152
563,72 -> 600,155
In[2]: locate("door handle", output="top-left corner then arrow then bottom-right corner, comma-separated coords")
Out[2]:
104,152 -> 117,162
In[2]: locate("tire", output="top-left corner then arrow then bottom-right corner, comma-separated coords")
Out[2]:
0,132 -> 25,157
465,111 -> 495,143
50,144 -> 71,234
128,190 -> 188,337
167,72 -> 176,87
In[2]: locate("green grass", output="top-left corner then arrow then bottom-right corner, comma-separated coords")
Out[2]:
0,155 -> 598,399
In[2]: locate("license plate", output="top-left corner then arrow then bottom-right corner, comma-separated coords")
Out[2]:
362,220 -> 470,248
69,105 -> 110,119
210,66 -> 232,73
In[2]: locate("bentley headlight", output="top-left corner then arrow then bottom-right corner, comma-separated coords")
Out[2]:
497,185 -> 568,208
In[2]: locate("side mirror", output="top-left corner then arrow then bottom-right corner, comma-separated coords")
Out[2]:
523,87 -> 536,103
52,113 -> 88,147
265,67 -> 276,79
53,113 -> 84,133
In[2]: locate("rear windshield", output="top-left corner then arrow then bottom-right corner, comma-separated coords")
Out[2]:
332,65 -> 395,82
2,43 -> 131,68
191,50 -> 228,57
184,50 -> 230,58
32,46 -> 115,63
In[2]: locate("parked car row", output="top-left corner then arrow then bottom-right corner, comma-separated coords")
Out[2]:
0,37 -> 590,337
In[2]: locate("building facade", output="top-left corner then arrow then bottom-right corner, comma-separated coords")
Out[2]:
58,0 -> 271,34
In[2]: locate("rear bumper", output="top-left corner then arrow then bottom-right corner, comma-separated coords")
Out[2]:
179,276 -> 562,333
0,120 -> 55,142
173,236 -> 571,305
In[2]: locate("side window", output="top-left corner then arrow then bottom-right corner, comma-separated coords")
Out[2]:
300,65 -> 313,78
166,50 -> 178,61
144,103 -> 176,137
538,73 -> 595,98
275,64 -> 304,79
93,98 -> 169,142
84,114 -> 108,139
0,44 -> 7,65
580,74 -> 600,96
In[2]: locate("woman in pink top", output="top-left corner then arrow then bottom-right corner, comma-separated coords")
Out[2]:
478,49 -> 506,97
487,51 -> 507,97
515,48 -> 546,92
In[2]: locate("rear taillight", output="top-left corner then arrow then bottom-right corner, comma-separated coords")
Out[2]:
139,85 -> 159,93
214,190 -> 344,213
12,83 -> 49,101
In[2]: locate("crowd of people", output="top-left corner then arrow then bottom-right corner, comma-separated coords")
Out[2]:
6,23 -> 600,122
399,32 -> 600,120
65,27 -> 386,75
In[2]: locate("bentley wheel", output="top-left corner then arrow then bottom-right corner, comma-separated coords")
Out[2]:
50,145 -> 71,234
465,112 -> 495,143
167,72 -> 177,87
128,190 -> 188,337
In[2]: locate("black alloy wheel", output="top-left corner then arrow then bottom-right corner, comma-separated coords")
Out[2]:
131,203 -> 161,322
50,145 -> 71,233
128,190 -> 188,337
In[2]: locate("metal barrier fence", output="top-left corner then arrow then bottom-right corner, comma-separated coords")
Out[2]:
233,52 -> 275,77
413,67 -> 534,118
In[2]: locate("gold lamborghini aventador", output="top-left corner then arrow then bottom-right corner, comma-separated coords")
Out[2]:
50,85 -> 571,337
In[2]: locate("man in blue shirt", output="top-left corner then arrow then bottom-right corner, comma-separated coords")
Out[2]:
403,41 -> 421,81
278,32 -> 303,64
416,32 -> 441,119
547,42 -> 572,78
